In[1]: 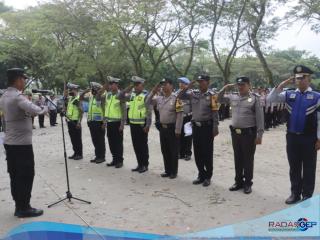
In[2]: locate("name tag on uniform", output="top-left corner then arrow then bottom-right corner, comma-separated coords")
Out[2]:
306,94 -> 314,100
289,93 -> 296,99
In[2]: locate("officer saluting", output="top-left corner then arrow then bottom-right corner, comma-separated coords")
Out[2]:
267,65 -> 320,204
118,76 -> 151,173
219,77 -> 264,194
99,77 -> 126,168
64,83 -> 83,160
80,82 -> 106,164
176,77 -> 193,161
181,74 -> 219,187
146,78 -> 183,179
0,68 -> 48,218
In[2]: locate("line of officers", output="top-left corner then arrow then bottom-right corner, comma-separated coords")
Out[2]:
63,65 -> 319,205
1,65 -> 317,218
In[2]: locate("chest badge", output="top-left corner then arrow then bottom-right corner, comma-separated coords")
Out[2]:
206,96 -> 210,101
248,98 -> 252,103
289,93 -> 296,99
306,94 -> 314,100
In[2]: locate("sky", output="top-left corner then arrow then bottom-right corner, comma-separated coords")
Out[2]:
2,0 -> 320,57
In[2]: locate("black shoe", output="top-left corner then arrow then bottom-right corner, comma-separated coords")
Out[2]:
95,158 -> 105,164
40,126 -> 46,128
15,208 -> 44,218
229,183 -> 243,191
302,195 -> 312,201
68,154 -> 75,159
243,185 -> 252,194
161,173 -> 170,178
73,155 -> 83,160
169,174 -> 177,179
90,157 -> 97,163
115,162 -> 123,168
202,179 -> 211,187
131,166 -> 140,172
285,194 -> 301,204
192,178 -> 204,185
138,166 -> 148,173
184,155 -> 191,161
106,161 -> 115,167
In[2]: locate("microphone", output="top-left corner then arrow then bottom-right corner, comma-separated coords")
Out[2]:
31,89 -> 52,95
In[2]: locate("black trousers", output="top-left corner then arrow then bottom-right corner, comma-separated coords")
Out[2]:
130,124 -> 149,167
49,110 -> 57,126
67,121 -> 83,156
4,144 -> 35,211
88,121 -> 106,159
265,107 -> 272,129
106,121 -> 123,163
159,125 -> 179,175
38,114 -> 45,127
179,115 -> 192,157
193,124 -> 214,180
286,133 -> 317,197
231,127 -> 257,186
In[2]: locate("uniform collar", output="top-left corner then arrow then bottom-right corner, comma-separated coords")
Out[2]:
295,87 -> 312,93
8,87 -> 20,92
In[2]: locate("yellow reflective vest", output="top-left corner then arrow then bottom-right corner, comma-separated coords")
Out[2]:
88,96 -> 103,121
67,96 -> 81,121
128,93 -> 147,124
104,92 -> 122,122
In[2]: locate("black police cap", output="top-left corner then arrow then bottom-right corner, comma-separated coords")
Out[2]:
7,68 -> 28,79
236,76 -> 250,84
197,74 -> 210,81
160,77 -> 173,85
293,65 -> 314,75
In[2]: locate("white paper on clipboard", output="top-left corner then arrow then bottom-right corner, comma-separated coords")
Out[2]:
184,122 -> 192,136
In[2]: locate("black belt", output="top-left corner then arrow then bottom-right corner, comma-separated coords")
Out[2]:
287,131 -> 315,137
192,120 -> 212,127
230,126 -> 257,135
160,123 -> 175,129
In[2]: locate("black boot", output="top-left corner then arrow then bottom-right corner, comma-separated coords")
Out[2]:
285,194 -> 301,204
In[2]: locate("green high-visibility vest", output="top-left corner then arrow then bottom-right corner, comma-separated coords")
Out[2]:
104,92 -> 122,122
88,96 -> 103,121
67,96 -> 80,120
128,93 -> 146,124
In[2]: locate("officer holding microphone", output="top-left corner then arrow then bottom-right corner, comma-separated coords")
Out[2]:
0,68 -> 48,218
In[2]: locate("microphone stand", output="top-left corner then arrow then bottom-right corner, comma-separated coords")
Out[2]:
44,95 -> 91,208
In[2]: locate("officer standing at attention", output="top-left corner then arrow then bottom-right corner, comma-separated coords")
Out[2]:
180,74 -> 219,187
64,83 -> 83,160
99,77 -> 126,168
118,76 -> 151,173
146,78 -> 183,179
219,77 -> 264,194
176,77 -> 193,161
267,65 -> 320,204
0,68 -> 48,218
80,82 -> 106,164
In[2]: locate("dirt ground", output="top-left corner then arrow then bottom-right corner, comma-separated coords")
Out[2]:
0,117 -> 319,237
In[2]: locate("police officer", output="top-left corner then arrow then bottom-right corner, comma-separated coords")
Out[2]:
267,65 -> 320,204
181,74 -> 219,187
0,68 -> 48,218
47,93 -> 58,126
219,77 -> 264,194
80,82 -> 106,164
64,83 -> 83,160
118,76 -> 151,173
100,77 -> 126,168
176,77 -> 193,161
146,78 -> 183,179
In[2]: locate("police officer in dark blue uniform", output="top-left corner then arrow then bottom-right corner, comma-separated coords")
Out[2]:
267,65 -> 320,204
